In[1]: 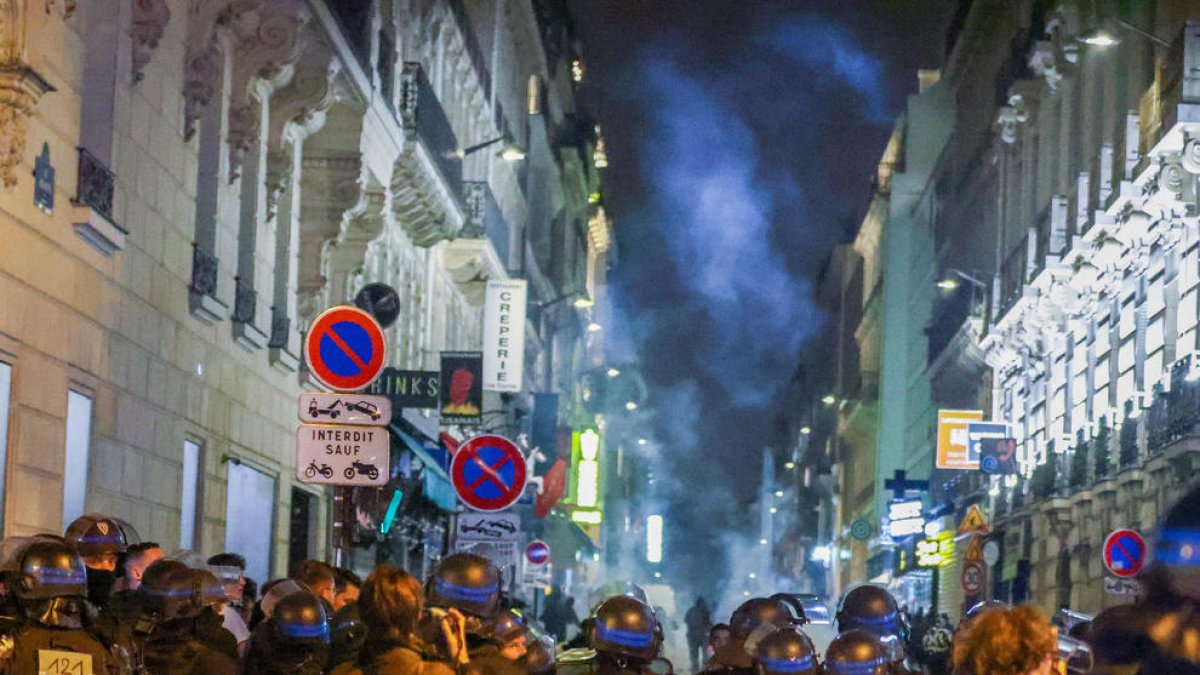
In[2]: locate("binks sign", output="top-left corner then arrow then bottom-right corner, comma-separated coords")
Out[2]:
483,280 -> 527,392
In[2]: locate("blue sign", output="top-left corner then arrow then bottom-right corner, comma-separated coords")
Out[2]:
966,422 -> 1009,466
1103,529 -> 1146,578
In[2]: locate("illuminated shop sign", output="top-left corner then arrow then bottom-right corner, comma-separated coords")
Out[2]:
887,498 -> 925,538
917,532 -> 954,567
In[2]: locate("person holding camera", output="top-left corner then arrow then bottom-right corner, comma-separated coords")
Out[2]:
330,565 -> 471,675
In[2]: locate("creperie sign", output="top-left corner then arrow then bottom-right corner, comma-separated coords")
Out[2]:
482,280 -> 527,392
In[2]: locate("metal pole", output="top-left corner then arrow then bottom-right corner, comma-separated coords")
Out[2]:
332,486 -> 351,567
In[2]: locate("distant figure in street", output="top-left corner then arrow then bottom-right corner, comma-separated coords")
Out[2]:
541,587 -> 566,642
561,597 -> 580,641
685,597 -> 713,672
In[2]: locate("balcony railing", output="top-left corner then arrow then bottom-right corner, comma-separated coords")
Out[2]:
232,277 -> 257,325
462,181 -> 510,267
74,147 -> 115,221
268,306 -> 291,350
400,62 -> 462,202
997,242 -> 1027,320
189,245 -> 218,297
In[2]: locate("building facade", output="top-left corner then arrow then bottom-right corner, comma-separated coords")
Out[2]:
0,0 -> 608,584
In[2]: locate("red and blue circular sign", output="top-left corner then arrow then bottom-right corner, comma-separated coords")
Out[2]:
451,434 -> 528,512
1103,529 -> 1146,578
526,540 -> 550,566
304,306 -> 387,392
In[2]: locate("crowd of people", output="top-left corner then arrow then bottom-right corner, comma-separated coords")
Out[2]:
0,484 -> 1194,673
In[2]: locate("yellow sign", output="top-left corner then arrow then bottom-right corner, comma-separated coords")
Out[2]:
38,650 -> 93,675
963,535 -> 984,562
957,504 -> 990,536
936,409 -> 984,469
917,531 -> 954,567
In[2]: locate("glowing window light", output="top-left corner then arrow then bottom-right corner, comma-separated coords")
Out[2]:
580,429 -> 600,461
646,515 -> 663,563
571,59 -> 585,82
577,459 -> 599,507
572,510 -> 602,524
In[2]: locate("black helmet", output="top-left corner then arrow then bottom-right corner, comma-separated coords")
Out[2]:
753,627 -> 819,675
590,594 -> 660,662
142,563 -> 207,620
836,585 -> 904,637
731,597 -> 791,640
14,539 -> 87,600
771,594 -> 809,626
426,553 -> 501,618
64,514 -> 132,558
273,590 -> 330,645
487,608 -> 528,644
823,629 -> 889,675
1151,484 -> 1200,602
193,568 -> 228,610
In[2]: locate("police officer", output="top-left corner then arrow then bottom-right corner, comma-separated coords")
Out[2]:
1,538 -> 125,674
424,552 -> 507,669
521,627 -> 556,674
835,586 -> 912,673
557,594 -> 664,674
468,609 -> 529,675
1135,483 -> 1200,673
137,560 -> 239,674
65,514 -> 134,610
244,588 -> 330,675
751,626 -> 819,675
704,597 -> 790,673
822,629 -> 889,675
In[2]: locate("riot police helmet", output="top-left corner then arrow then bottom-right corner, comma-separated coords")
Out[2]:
752,627 -> 819,675
487,608 -> 528,644
64,514 -> 132,558
822,629 -> 889,675
425,553 -> 501,618
522,632 -> 556,674
589,594 -> 661,662
771,593 -> 809,626
731,597 -> 791,640
273,589 -> 330,645
141,562 -> 205,620
192,567 -> 228,610
965,600 -> 1009,622
836,585 -> 906,641
14,539 -> 88,600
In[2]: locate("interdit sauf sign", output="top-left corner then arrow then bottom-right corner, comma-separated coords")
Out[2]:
483,280 -> 527,392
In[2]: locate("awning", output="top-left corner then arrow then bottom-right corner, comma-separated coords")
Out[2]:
391,425 -> 458,512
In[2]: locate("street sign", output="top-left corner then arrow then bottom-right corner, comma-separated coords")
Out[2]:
522,559 -> 552,589
850,519 -> 873,541
525,540 -> 550,566
456,512 -> 520,543
304,306 -> 387,392
961,560 -> 986,594
370,368 -> 440,409
451,434 -> 528,512
980,437 -> 1018,474
966,422 -> 1009,471
354,282 -> 401,329
295,425 -> 389,486
936,409 -> 984,469
983,540 -> 1001,567
1103,529 -> 1146,578
958,504 -> 990,536
1104,577 -> 1143,595
297,393 -> 391,426
963,535 -> 984,562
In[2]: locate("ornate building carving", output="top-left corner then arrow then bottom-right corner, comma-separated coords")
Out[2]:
130,0 -> 170,83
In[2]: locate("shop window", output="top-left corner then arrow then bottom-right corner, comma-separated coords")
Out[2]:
224,462 -> 276,584
180,440 -> 201,549
63,391 -> 93,526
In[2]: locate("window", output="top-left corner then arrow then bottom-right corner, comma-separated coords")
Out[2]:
0,362 -> 11,531
180,440 -> 201,549
63,391 -> 93,526
224,461 -> 276,584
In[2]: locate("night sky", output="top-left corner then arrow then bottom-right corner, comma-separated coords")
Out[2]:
568,1 -> 954,594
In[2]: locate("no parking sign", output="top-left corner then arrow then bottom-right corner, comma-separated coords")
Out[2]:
1103,529 -> 1146,578
304,306 -> 387,392
451,435 -> 528,512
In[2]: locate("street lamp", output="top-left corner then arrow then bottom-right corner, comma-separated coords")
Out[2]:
448,136 -> 527,161
587,322 -> 603,332
606,367 -> 621,377
531,289 -> 594,311
625,401 -> 638,411
800,426 -> 811,435
1078,18 -> 1170,48
937,268 -> 986,291
821,394 -> 837,406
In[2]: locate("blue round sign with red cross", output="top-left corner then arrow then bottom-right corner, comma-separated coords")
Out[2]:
525,540 -> 550,566
304,306 -> 387,392
1103,528 -> 1146,578
451,434 -> 528,512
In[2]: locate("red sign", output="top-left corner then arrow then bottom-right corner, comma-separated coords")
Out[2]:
534,459 -> 567,519
961,560 -> 986,595
304,306 -> 387,392
525,540 -> 550,566
1103,529 -> 1146,578
451,434 -> 528,512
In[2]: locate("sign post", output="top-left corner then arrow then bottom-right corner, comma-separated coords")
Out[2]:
299,306 -> 390,567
